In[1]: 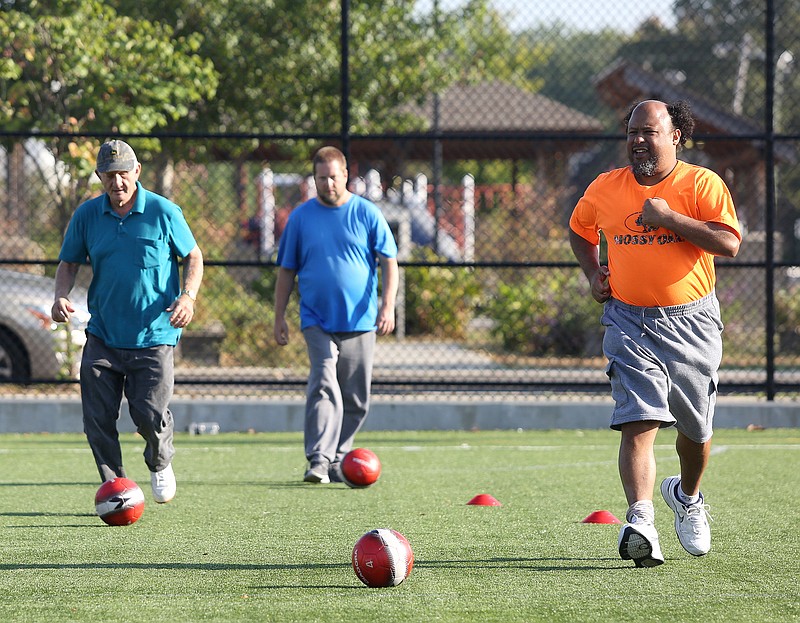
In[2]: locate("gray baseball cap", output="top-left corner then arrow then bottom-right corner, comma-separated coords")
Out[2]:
96,140 -> 138,173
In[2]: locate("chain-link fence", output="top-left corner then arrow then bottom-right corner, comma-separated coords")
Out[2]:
1,1 -> 797,398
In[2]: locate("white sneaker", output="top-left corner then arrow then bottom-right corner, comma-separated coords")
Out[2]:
618,514 -> 665,568
151,463 -> 176,503
661,475 -> 712,556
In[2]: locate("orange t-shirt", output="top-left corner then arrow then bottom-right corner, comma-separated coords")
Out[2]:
569,161 -> 741,307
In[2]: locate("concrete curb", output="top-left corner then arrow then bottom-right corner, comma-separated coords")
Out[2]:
1,397 -> 797,433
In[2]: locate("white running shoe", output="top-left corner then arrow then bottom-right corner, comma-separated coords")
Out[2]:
618,514 -> 665,568
661,475 -> 712,556
151,463 -> 177,504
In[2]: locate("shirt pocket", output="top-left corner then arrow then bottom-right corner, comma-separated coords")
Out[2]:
135,236 -> 168,269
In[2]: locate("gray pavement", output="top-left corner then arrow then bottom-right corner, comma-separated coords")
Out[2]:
0,393 -> 797,434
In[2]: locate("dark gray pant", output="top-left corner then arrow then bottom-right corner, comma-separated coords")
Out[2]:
302,326 -> 376,465
80,333 -> 175,482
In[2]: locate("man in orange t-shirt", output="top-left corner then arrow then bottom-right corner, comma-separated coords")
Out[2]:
570,100 -> 741,568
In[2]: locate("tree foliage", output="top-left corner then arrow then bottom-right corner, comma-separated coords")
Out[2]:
0,0 -> 218,227
2,0 -> 553,160
526,23 -> 625,122
108,0 -> 543,133
109,0 -> 450,139
434,0 -> 552,91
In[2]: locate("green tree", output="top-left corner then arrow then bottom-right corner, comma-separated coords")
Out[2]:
108,0 -> 452,142
435,0 -> 551,91
622,1 -> 800,257
526,23 -> 627,123
0,0 -> 218,229
618,1 -> 798,131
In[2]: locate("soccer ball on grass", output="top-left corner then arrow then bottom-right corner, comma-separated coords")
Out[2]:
95,477 -> 145,526
352,528 -> 414,587
341,447 -> 381,488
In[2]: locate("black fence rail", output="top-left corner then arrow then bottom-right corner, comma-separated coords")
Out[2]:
1,1 -> 798,398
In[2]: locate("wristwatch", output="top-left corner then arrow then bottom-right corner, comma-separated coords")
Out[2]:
181,289 -> 197,302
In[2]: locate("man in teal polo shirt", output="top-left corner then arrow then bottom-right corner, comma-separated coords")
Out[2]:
51,140 -> 203,504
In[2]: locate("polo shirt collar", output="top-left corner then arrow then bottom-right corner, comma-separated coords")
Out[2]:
102,181 -> 146,215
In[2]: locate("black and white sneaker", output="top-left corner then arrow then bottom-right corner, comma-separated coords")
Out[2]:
618,514 -> 665,568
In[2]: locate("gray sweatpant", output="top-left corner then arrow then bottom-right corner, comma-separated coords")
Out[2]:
80,333 -> 176,482
302,326 -> 376,464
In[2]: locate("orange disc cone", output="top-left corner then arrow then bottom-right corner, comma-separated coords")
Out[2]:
582,510 -> 621,524
467,494 -> 502,506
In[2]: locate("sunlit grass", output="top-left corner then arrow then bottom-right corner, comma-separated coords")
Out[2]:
0,428 -> 797,622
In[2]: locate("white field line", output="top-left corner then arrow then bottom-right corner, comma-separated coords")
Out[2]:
0,443 -> 798,455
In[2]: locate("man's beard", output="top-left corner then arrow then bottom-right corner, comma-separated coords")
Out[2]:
632,156 -> 659,177
317,191 -> 338,206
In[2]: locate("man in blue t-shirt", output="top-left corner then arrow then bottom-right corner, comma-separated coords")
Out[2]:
274,146 -> 399,484
51,140 -> 204,504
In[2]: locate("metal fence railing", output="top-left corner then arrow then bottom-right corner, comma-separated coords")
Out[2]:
1,1 -> 797,398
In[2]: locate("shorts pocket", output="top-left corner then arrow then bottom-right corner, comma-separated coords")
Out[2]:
702,307 -> 724,333
604,357 -> 615,380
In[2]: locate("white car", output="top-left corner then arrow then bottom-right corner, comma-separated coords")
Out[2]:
0,269 -> 90,382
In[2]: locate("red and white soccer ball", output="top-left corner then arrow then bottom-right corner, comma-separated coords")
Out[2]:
95,477 -> 145,526
352,528 -> 414,588
341,447 -> 381,488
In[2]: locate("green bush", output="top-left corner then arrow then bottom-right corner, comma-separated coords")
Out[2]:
404,247 -> 483,338
775,283 -> 800,353
187,266 -> 305,368
485,270 -> 603,357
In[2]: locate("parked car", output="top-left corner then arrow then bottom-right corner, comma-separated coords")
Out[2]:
0,268 -> 90,383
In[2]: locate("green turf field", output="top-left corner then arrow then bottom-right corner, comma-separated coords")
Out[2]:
0,428 -> 797,622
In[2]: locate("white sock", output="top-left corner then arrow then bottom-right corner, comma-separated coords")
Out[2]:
677,487 -> 700,506
627,500 -> 655,523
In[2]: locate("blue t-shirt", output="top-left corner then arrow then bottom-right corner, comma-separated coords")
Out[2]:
59,182 -> 197,348
276,195 -> 398,332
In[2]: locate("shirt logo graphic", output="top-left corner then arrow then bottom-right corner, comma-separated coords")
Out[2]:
624,212 -> 659,233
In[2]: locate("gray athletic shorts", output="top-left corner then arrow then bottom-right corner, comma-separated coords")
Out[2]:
601,292 -> 724,443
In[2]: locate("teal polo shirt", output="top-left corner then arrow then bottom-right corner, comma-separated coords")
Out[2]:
59,182 -> 197,348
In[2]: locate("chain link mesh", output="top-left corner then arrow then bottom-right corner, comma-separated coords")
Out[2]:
0,1 -> 796,398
